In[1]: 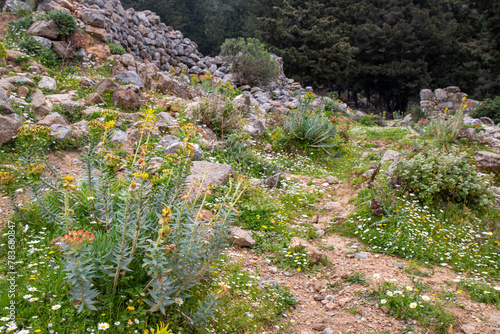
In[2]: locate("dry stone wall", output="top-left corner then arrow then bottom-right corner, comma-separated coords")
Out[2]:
419,86 -> 480,117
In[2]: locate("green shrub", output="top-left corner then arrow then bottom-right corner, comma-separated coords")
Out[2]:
359,115 -> 378,126
458,281 -> 500,304
108,42 -> 126,55
471,96 -> 500,123
412,103 -> 465,144
44,10 -> 77,36
18,36 -> 43,56
393,149 -> 494,207
6,15 -> 34,41
220,37 -> 279,86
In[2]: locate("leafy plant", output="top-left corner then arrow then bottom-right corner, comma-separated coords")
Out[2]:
109,43 -> 126,55
359,115 -> 378,126
44,10 -> 78,36
458,281 -> 500,304
470,96 -> 500,123
345,271 -> 368,286
19,36 -> 43,56
392,148 -> 494,207
220,37 -> 279,86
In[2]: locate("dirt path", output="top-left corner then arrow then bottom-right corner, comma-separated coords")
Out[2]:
231,175 -> 500,334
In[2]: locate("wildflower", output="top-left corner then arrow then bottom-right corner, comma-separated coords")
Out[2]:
1,317 -> 10,321
28,297 -> 39,302
380,299 -> 387,304
22,294 -> 32,299
17,330 -> 29,334
127,306 -> 135,311
127,320 -> 132,326
406,286 -> 413,291
421,295 -> 430,301
114,322 -> 120,326
28,287 -> 38,292
35,330 -> 41,333
134,319 -> 140,324
51,304 -> 61,310
409,302 -> 417,309
373,273 -> 380,279
387,291 -> 393,297
97,322 -> 110,330
175,298 -> 183,305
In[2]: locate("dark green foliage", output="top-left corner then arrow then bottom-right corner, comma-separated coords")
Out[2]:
44,10 -> 77,36
220,38 -> 278,86
18,36 -> 43,56
458,280 -> 500,304
6,15 -> 34,38
470,96 -> 500,123
108,43 -> 126,55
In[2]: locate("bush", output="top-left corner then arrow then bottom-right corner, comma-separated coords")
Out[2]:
393,149 -> 494,207
45,10 -> 77,36
191,89 -> 241,140
412,101 -> 465,144
220,37 -> 279,86
108,42 -> 126,55
18,36 -> 43,56
470,96 -> 500,123
6,15 -> 34,41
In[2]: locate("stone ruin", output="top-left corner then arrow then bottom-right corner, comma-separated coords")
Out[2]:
419,86 -> 480,117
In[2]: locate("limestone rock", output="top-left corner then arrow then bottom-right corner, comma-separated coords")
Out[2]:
289,237 -> 323,262
380,150 -> 402,164
50,124 -> 71,139
87,92 -> 105,105
228,227 -> 256,247
112,89 -> 142,110
27,20 -> 58,40
85,25 -> 108,42
116,71 -> 144,88
38,112 -> 68,127
52,41 -> 76,58
38,76 -> 57,90
0,115 -> 20,144
325,176 -> 339,184
242,119 -> 265,137
186,161 -> 235,190
0,87 -> 14,115
323,202 -> 342,211
96,78 -> 119,95
476,151 -> 500,169
154,72 -> 202,100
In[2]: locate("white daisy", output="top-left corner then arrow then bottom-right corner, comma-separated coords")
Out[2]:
380,299 -> 387,304
409,302 -> 417,309
97,322 -> 110,330
51,305 -> 61,310
421,295 -> 430,301
175,297 -> 183,305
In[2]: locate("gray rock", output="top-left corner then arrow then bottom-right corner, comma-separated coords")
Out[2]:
460,325 -> 476,334
380,150 -> 403,163
324,328 -> 334,334
476,151 -> 500,169
155,135 -> 181,150
165,142 -> 203,160
33,36 -> 52,49
111,129 -> 128,144
242,119 -> 265,137
354,252 -> 368,259
265,280 -> 278,288
50,124 -> 71,139
3,76 -> 35,87
325,176 -> 339,184
228,227 -> 256,247
0,87 -> 14,115
96,78 -> 119,95
186,161 -> 235,190
27,20 -> 59,40
38,76 -> 57,90
115,71 -> 144,88
420,89 -> 433,101
434,88 -> 448,101
323,202 -> 342,211
0,115 -> 20,143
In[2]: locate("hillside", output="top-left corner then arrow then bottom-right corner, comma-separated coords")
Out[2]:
0,1 -> 499,333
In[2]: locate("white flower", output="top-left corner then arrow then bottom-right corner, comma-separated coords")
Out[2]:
28,287 -> 38,292
373,273 -> 380,279
22,295 -> 32,300
97,322 -> 110,330
387,291 -> 393,297
380,299 -> 387,304
17,330 -> 30,334
175,298 -> 183,305
51,304 -> 61,310
134,319 -> 139,324
406,286 -> 413,291
421,295 -> 430,301
0,317 -> 10,321
114,322 -> 120,326
409,302 -> 417,309
28,297 -> 39,302
493,286 -> 500,291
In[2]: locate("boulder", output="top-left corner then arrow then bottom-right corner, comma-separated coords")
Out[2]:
0,87 -> 14,115
233,94 -> 252,113
38,112 -> 68,126
1,76 -> 35,87
289,237 -> 323,262
31,88 -> 52,118
164,142 -> 204,160
96,78 -> 119,95
85,25 -> 108,42
155,135 -> 182,150
115,71 -> 144,88
52,41 -> 76,58
186,161 -> 235,190
420,89 -> 433,101
112,89 -> 142,110
27,20 -> 58,40
0,115 -> 20,144
242,119 -> 265,137
154,72 -> 202,100
86,92 -> 105,105
38,76 -> 57,90
111,129 -> 128,144
228,227 -> 256,247
50,124 -> 71,139
33,36 -> 52,49
380,150 -> 403,164
476,151 -> 500,169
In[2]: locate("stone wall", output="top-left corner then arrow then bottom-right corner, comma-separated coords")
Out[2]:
419,86 -> 480,117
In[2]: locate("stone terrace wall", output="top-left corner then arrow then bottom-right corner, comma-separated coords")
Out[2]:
419,86 -> 480,117
40,0 -> 213,74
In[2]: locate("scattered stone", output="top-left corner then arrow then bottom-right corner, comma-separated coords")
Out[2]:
264,280 -> 277,288
112,89 -> 142,110
111,129 -> 128,144
38,112 -> 68,126
312,324 -> 326,331
381,306 -> 390,314
489,316 -> 500,325
52,41 -> 76,58
460,324 -> 477,334
87,92 -> 105,105
323,202 -> 342,211
313,295 -> 324,301
325,176 -> 339,184
323,328 -> 334,334
38,76 -> 57,90
325,295 -> 335,302
354,252 -> 368,259
228,227 -> 255,247
380,150 -> 402,163
148,157 -> 164,173
96,78 -> 119,95
0,87 -> 14,115
50,124 -> 71,139
155,72 -> 202,100
186,161 -> 235,190
269,266 -> 279,274
289,237 -> 323,262
116,71 -> 144,88
17,86 -> 29,98
310,215 -> 319,224
242,119 -> 265,137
